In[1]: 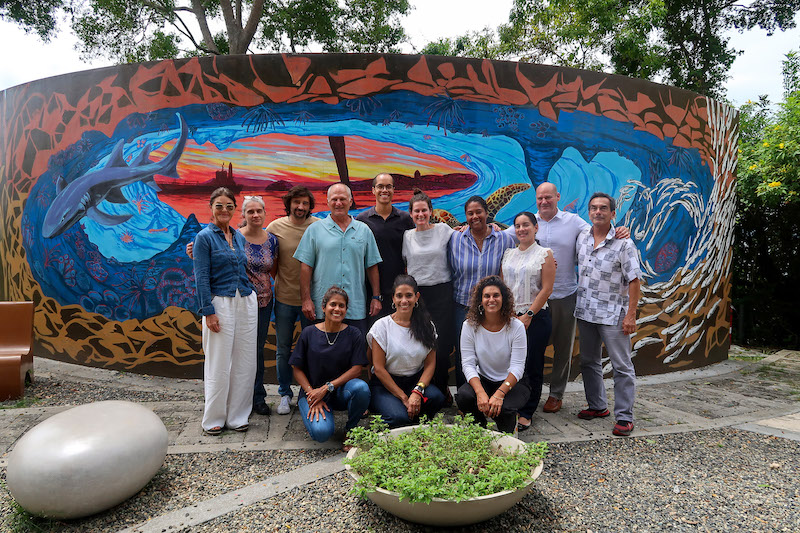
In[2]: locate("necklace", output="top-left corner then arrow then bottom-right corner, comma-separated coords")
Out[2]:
324,327 -> 342,346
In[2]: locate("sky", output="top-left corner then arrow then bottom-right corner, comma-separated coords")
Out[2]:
0,1 -> 798,107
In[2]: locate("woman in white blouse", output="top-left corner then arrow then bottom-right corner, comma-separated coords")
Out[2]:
455,275 -> 530,433
367,274 -> 446,428
501,211 -> 555,431
402,189 -> 455,402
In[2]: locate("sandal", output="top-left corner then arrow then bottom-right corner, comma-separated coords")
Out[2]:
516,420 -> 531,432
231,424 -> 249,432
204,426 -> 223,436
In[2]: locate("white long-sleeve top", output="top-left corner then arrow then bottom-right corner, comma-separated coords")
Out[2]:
460,319 -> 527,383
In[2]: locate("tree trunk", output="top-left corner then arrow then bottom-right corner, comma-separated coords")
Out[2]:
328,136 -> 356,208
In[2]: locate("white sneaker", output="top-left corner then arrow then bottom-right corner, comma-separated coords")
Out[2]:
277,395 -> 291,415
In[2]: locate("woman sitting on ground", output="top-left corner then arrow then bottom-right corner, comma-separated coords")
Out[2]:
288,286 -> 370,450
367,274 -> 446,428
455,275 -> 530,434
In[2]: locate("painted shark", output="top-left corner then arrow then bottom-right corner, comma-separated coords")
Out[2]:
42,113 -> 188,238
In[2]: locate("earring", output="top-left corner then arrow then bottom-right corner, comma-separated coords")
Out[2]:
391,302 -> 397,310
414,301 -> 419,308
478,304 -> 484,315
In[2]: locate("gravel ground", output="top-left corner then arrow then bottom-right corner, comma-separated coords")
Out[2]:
0,376 -> 202,408
192,428 -> 799,533
1,449 -> 338,532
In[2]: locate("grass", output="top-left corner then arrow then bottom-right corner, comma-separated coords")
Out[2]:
1,482 -> 59,533
0,395 -> 40,410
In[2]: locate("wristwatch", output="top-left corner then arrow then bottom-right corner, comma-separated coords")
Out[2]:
326,381 -> 335,393
372,295 -> 383,302
525,309 -> 535,317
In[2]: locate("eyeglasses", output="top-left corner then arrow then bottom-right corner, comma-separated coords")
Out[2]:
374,184 -> 394,191
213,204 -> 235,211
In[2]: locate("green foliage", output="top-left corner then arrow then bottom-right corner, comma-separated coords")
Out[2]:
494,0 -> 800,98
783,50 -> 800,98
259,0 -> 339,53
0,0 -> 64,40
0,394 -> 40,409
344,414 -> 547,504
4,0 -> 410,64
732,51 -> 800,348
421,28 -> 504,59
335,0 -> 410,53
1,481 -> 59,532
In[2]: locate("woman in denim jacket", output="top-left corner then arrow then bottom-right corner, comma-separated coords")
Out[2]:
193,187 -> 257,435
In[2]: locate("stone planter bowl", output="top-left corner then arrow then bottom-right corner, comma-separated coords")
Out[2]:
345,425 -> 544,527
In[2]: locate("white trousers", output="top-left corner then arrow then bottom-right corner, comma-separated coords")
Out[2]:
201,291 -> 257,431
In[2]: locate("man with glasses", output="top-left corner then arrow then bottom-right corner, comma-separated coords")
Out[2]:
294,183 -> 382,336
504,182 -> 629,415
575,192 -> 641,437
266,186 -> 319,415
355,173 -> 414,325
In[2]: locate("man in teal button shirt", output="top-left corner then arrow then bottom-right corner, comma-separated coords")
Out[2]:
294,183 -> 382,336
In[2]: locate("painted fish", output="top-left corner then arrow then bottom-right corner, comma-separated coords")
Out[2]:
42,113 -> 188,238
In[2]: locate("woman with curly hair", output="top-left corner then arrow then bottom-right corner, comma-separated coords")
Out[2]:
455,275 -> 530,433
367,274 -> 446,428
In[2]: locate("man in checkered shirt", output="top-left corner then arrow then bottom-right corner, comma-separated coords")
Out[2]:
574,192 -> 642,437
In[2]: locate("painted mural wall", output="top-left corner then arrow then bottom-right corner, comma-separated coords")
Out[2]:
0,54 -> 737,378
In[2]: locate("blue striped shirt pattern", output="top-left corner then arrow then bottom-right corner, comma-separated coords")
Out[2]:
447,228 -> 517,306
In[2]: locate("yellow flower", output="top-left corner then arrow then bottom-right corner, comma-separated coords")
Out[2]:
768,181 -> 782,188
738,148 -> 742,154
748,164 -> 758,170
763,142 -> 770,147
779,143 -> 785,149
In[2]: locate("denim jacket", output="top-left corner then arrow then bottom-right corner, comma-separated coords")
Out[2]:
193,224 -> 254,316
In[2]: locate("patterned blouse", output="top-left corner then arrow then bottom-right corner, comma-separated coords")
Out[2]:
244,234 -> 279,308
502,243 -> 552,314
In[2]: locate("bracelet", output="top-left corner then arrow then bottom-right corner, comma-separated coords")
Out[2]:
495,388 -> 506,397
416,381 -> 426,388
504,381 -> 512,389
411,389 -> 425,398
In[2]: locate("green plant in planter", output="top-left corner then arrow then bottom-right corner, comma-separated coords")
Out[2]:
344,414 -> 547,503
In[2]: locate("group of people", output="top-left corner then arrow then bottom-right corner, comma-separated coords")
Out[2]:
191,174 -> 642,446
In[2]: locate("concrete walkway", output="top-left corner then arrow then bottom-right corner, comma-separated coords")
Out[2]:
1,349 -> 798,531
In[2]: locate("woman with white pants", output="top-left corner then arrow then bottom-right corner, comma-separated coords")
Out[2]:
193,187 -> 257,435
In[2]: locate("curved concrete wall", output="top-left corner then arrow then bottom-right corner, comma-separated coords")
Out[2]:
0,54 -> 736,378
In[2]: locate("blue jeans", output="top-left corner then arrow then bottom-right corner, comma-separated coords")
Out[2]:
253,300 -> 274,406
369,373 -> 446,428
297,379 -> 370,443
274,299 -> 312,398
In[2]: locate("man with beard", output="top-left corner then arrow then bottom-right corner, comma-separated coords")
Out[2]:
266,186 -> 319,415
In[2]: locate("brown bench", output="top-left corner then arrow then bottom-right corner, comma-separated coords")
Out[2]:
0,301 -> 34,401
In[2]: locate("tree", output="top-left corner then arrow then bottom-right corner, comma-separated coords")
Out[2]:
1,0 -> 410,63
495,0 -> 800,98
421,28 -> 504,59
0,0 -> 63,40
732,51 -> 800,348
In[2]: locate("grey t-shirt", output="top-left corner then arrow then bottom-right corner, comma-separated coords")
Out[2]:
402,223 -> 454,286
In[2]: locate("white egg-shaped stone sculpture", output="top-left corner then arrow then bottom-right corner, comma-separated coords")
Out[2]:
6,400 -> 168,519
